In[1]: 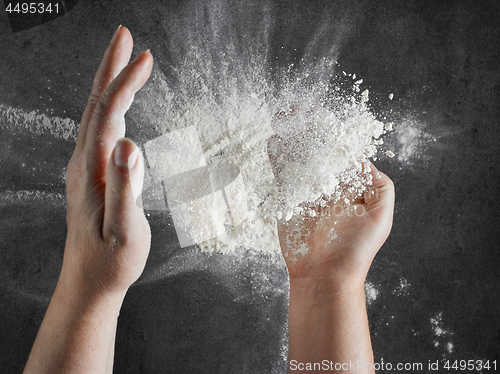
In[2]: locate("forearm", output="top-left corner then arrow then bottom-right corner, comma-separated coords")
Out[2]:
288,278 -> 374,373
24,270 -> 126,374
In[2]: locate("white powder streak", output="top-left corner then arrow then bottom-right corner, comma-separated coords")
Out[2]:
0,104 -> 78,141
0,190 -> 65,207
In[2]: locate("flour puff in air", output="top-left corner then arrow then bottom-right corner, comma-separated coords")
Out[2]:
268,104 -> 385,221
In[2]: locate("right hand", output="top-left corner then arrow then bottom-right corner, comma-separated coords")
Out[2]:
268,127 -> 394,292
277,163 -> 394,291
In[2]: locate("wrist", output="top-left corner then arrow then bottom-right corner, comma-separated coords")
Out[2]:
289,275 -> 366,307
56,264 -> 127,319
287,274 -> 373,366
25,266 -> 125,374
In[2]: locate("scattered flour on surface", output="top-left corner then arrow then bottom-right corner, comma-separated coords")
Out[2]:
431,312 -> 447,336
446,342 -> 454,353
0,190 -> 65,207
365,282 -> 379,305
430,311 -> 456,354
392,277 -> 410,296
0,104 -> 78,141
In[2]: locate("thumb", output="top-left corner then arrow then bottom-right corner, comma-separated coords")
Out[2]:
363,163 -> 395,237
103,137 -> 146,244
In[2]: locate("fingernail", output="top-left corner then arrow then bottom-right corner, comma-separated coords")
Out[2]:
114,138 -> 139,169
132,49 -> 151,63
111,25 -> 122,43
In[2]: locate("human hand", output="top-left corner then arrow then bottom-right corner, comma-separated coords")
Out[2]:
61,26 -> 153,302
269,122 -> 394,370
277,163 -> 394,292
268,115 -> 395,293
24,26 -> 153,374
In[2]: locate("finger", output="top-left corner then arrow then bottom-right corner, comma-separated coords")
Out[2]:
85,50 -> 153,178
103,138 -> 146,244
75,26 -> 133,156
363,163 -> 395,221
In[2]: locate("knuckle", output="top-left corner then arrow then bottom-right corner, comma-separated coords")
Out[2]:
87,91 -> 101,107
96,86 -> 134,119
107,223 -> 135,251
384,177 -> 395,193
87,91 -> 116,121
94,95 -> 109,117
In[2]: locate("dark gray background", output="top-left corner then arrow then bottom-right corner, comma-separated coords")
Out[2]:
1,0 -> 499,373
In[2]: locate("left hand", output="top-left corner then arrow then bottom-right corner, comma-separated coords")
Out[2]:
61,26 -> 153,302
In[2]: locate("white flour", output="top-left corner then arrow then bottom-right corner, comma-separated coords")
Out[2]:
0,104 -> 78,141
137,66 -> 390,254
365,282 -> 379,305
